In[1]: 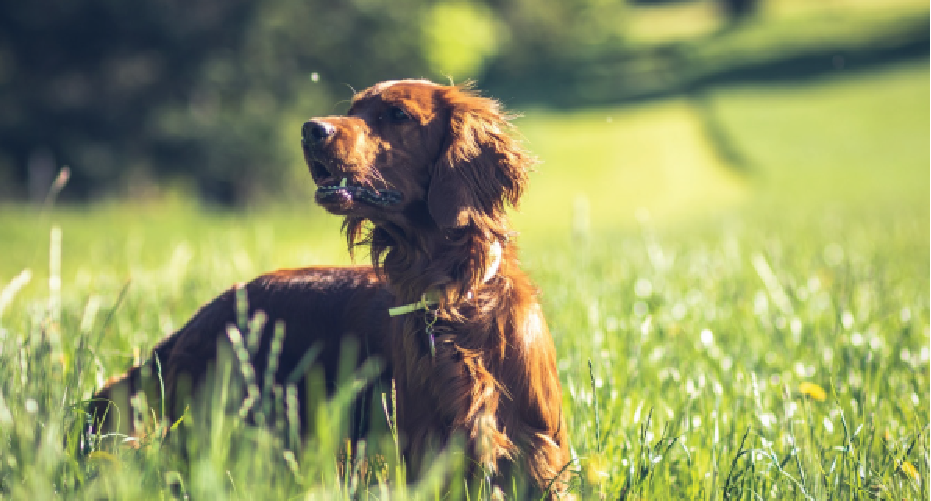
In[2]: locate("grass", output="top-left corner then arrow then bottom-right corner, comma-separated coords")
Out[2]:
0,62 -> 928,498
624,0 -> 928,51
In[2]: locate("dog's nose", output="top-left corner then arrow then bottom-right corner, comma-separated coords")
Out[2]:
302,120 -> 335,146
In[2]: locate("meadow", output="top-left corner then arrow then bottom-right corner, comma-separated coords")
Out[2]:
0,61 -> 927,499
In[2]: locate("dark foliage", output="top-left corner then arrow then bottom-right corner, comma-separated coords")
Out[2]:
0,0 -> 434,204
0,0 -> 256,202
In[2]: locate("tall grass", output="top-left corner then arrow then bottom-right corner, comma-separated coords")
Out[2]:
540,208 -> 928,498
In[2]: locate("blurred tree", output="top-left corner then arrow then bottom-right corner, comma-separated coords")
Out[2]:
0,0 -> 257,202
422,2 -> 501,80
168,0 -> 433,203
479,0 -> 630,103
719,0 -> 760,24
0,0 -> 431,205
488,0 -> 627,70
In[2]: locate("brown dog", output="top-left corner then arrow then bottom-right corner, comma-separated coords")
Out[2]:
89,79 -> 572,497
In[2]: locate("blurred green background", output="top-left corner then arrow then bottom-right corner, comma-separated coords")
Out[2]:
0,0 -> 926,207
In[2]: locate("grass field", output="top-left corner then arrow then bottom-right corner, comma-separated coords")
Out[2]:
0,62 -> 927,498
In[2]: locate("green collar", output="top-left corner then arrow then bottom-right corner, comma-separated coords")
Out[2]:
388,292 -> 440,317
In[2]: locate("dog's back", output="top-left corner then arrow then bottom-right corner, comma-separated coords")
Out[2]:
88,266 -> 392,440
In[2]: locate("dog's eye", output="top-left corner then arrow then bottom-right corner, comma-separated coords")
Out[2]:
387,107 -> 411,122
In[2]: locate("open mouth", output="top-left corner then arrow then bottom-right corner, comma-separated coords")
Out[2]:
309,160 -> 402,207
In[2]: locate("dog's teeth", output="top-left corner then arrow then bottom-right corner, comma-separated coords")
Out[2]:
340,178 -> 348,187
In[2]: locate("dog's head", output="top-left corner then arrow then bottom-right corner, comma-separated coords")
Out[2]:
301,80 -> 533,233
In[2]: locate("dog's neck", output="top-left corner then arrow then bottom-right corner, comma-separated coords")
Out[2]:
387,238 -> 501,317
374,223 -> 506,308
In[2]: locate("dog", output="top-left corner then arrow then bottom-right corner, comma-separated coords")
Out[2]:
89,79 -> 572,498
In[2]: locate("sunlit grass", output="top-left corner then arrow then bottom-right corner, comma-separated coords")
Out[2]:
550,211 -> 928,498
515,97 -> 748,238
515,60 -> 927,242
711,61 -> 929,208
624,0 -> 928,45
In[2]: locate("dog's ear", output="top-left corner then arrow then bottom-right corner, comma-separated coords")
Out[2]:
428,87 -> 533,230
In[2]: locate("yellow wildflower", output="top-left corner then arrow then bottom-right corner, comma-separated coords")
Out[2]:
899,460 -> 920,482
798,382 -> 827,401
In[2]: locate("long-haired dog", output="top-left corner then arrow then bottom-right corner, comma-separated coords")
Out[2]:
89,79 -> 573,498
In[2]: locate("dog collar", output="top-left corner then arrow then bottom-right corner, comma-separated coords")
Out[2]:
387,240 -> 502,317
388,292 -> 440,317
